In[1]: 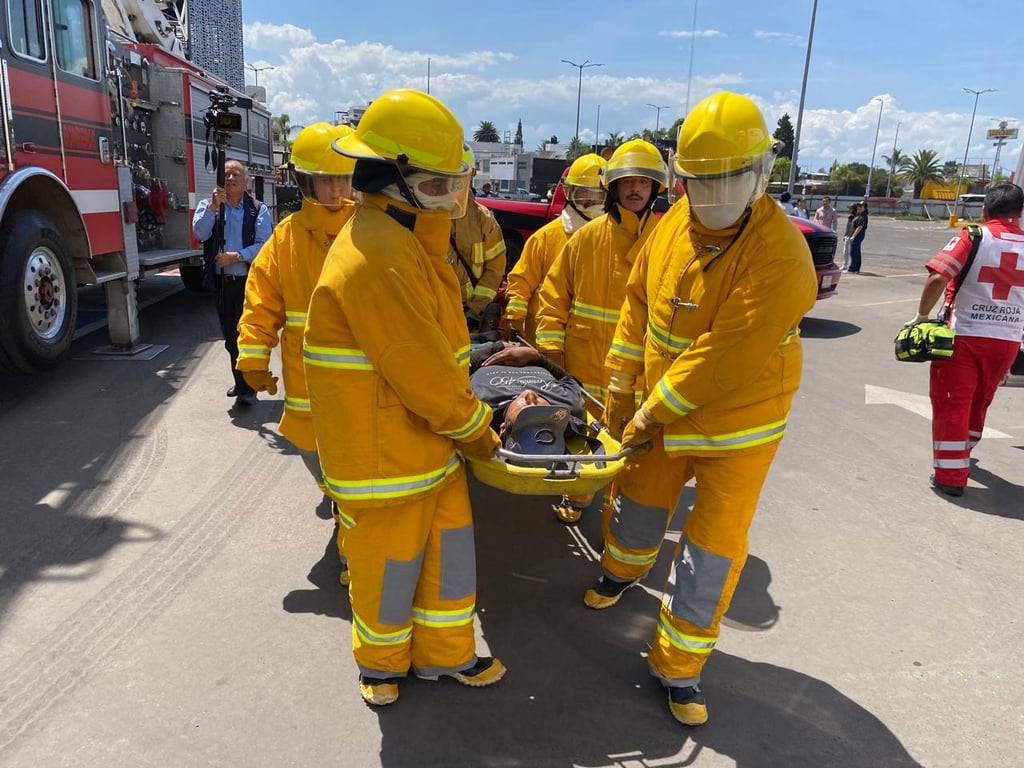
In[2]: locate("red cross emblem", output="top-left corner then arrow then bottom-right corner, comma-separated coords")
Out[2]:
977,251 -> 1024,300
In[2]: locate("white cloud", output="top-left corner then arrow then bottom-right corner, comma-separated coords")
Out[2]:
658,29 -> 724,39
753,30 -> 804,47
242,23 -> 1020,177
244,22 -> 316,54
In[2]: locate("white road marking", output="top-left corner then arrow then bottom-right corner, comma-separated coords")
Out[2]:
865,384 -> 1012,438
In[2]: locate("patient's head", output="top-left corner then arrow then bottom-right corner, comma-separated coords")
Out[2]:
502,393 -> 570,458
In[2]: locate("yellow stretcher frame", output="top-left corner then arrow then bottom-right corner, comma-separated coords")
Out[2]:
465,421 -> 631,496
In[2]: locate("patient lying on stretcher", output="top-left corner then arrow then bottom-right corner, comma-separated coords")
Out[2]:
468,342 -> 601,461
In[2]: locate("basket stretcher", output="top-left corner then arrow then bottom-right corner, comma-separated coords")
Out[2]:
465,418 -> 632,496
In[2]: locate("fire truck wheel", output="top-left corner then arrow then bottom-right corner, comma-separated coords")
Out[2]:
0,211 -> 78,373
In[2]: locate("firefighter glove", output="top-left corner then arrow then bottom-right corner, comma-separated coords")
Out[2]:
243,369 -> 279,395
620,405 -> 661,460
603,391 -> 636,440
458,428 -> 502,461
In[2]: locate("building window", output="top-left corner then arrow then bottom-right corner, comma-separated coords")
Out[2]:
8,0 -> 46,60
53,0 -> 96,78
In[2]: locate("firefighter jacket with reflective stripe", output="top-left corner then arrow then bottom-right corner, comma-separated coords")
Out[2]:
448,199 -> 507,314
236,201 -> 356,451
504,217 -> 569,344
303,193 -> 492,508
606,195 -> 817,454
535,205 -> 657,400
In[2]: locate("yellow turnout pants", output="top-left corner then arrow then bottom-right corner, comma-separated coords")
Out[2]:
344,470 -> 479,679
601,440 -> 780,686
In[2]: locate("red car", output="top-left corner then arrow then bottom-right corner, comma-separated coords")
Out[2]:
478,173 -> 840,300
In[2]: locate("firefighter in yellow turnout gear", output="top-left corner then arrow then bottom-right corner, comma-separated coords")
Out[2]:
504,153 -> 607,344
449,145 -> 506,323
236,122 -> 357,585
589,92 -> 817,727
302,90 -> 506,708
535,140 -> 667,523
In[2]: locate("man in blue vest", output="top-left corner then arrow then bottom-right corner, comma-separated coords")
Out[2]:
192,159 -> 272,406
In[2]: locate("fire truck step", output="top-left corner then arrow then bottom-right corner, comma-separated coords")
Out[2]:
93,270 -> 129,284
138,248 -> 202,268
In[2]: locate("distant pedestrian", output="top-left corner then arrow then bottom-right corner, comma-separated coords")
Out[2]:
778,191 -> 795,215
846,201 -> 868,273
814,195 -> 838,231
906,183 -> 1024,497
793,197 -> 808,219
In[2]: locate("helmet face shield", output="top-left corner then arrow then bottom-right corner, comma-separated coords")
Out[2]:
602,140 -> 668,193
677,145 -> 776,229
566,183 -> 606,210
399,167 -> 473,218
294,169 -> 353,209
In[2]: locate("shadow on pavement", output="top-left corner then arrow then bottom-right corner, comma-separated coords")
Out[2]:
799,316 -> 862,339
945,463 -> 1024,521
282,522 -> 351,621
0,290 -> 218,630
365,476 -> 921,768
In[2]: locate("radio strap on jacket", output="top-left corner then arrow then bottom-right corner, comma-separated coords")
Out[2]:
450,233 -> 479,288
938,224 -> 983,322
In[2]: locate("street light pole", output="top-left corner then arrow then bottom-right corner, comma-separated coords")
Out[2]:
865,97 -> 884,198
245,63 -> 275,89
562,59 -> 604,140
647,104 -> 671,134
957,87 -> 996,217
885,121 -> 900,198
684,0 -> 699,115
787,0 -> 818,195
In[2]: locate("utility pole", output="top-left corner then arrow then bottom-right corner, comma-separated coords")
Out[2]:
562,59 -> 603,140
885,122 -> 900,198
647,104 -> 671,134
787,0 -> 818,195
956,87 -> 995,217
865,97 -> 883,198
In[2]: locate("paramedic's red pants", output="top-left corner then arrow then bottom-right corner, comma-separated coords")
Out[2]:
929,335 -> 1019,486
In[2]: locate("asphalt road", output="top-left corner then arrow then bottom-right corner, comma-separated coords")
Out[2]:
0,218 -> 1021,768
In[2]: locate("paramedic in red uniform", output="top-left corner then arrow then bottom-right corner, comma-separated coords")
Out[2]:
908,182 -> 1024,497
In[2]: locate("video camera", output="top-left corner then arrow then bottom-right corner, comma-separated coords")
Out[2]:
203,86 -> 252,135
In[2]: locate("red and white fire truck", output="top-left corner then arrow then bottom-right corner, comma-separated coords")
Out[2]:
0,0 -> 276,373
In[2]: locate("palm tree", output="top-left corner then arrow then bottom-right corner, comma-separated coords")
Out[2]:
882,148 -> 906,175
899,149 -> 944,199
272,113 -> 303,151
566,136 -> 588,163
881,148 -> 907,197
605,132 -> 625,149
474,121 -> 500,143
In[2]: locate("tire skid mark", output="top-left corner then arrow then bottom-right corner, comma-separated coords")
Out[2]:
0,418 -> 168,591
0,434 -> 288,755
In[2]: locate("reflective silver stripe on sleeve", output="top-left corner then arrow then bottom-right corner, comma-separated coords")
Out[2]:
302,345 -> 374,370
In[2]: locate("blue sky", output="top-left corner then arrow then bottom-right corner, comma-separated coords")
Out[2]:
241,1 -> 1023,180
